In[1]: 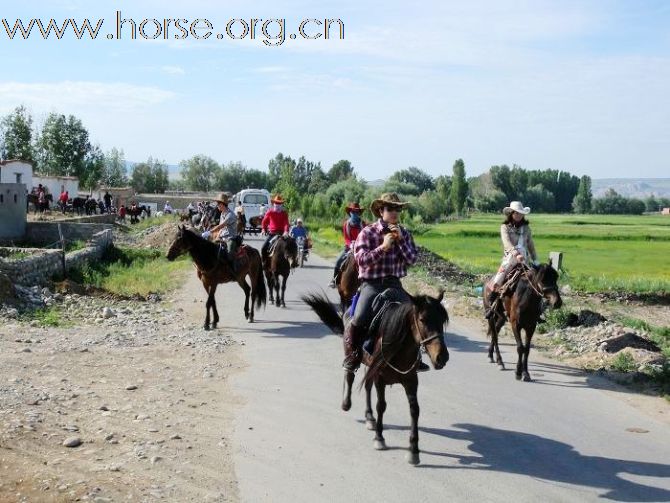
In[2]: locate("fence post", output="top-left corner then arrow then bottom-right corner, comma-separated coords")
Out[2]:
58,223 -> 66,279
549,251 -> 563,272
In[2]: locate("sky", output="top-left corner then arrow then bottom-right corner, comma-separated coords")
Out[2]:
0,0 -> 668,181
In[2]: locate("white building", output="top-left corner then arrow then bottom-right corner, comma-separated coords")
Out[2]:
32,175 -> 79,198
0,159 -> 33,191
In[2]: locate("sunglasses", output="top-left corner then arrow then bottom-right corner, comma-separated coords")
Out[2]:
383,206 -> 402,213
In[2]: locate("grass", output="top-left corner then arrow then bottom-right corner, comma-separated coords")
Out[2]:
69,246 -> 190,297
414,213 -> 670,294
20,306 -> 70,328
127,214 -> 177,233
611,352 -> 638,373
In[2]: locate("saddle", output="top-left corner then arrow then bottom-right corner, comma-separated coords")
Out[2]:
334,251 -> 353,285
267,235 -> 281,257
348,288 -> 407,356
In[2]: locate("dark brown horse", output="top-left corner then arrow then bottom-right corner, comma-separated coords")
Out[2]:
248,215 -> 262,233
263,236 -> 298,307
167,226 -> 266,328
483,263 -> 562,381
303,291 -> 449,465
336,252 -> 360,311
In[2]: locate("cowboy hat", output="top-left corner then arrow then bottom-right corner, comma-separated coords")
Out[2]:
503,201 -> 531,215
214,192 -> 230,204
271,194 -> 285,204
345,202 -> 362,214
370,192 -> 410,218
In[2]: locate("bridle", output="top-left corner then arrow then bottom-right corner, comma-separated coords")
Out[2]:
380,310 -> 444,375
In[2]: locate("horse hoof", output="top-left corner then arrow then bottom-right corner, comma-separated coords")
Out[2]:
204,325 -> 210,331
523,374 -> 532,382
365,419 -> 376,431
406,452 -> 420,465
498,364 -> 505,370
248,317 -> 254,323
373,439 -> 387,451
212,323 -> 217,329
515,373 -> 522,380
488,357 -> 495,364
341,399 -> 351,411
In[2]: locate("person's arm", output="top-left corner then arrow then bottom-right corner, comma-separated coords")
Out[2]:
261,212 -> 270,232
501,224 -> 515,253
354,228 -> 387,268
283,213 -> 290,233
397,228 -> 418,265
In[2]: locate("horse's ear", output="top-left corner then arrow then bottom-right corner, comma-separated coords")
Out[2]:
437,289 -> 445,302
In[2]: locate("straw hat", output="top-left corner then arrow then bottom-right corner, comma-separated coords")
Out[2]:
503,201 -> 531,215
214,192 -> 230,204
271,194 -> 285,204
370,192 -> 410,218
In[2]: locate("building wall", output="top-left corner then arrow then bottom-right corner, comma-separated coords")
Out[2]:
24,222 -> 114,246
0,161 -> 33,192
0,229 -> 113,285
0,183 -> 27,239
33,175 -> 79,198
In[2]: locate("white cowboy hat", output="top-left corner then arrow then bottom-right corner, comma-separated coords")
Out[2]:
503,201 -> 531,215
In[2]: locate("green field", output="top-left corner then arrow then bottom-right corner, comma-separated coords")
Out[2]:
312,214 -> 670,294
415,214 -> 670,293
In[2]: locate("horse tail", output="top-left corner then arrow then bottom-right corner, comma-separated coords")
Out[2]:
251,249 -> 267,309
301,293 -> 344,335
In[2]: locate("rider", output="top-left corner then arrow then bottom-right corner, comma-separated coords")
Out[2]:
202,192 -> 240,273
235,199 -> 246,229
261,194 -> 290,263
290,218 -> 310,255
485,201 -> 539,319
164,201 -> 173,214
345,192 -> 428,373
329,202 -> 365,288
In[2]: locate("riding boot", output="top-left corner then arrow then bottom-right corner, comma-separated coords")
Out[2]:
485,290 -> 500,319
342,323 -> 366,372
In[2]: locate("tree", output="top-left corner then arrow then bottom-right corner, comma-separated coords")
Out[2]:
180,155 -> 220,192
131,157 -> 169,193
389,166 -> 435,193
524,184 -> 555,212
81,144 -> 105,190
101,148 -> 127,187
490,165 -> 513,200
474,188 -> 507,213
308,166 -> 330,193
450,159 -> 468,216
572,175 -> 592,214
35,113 -> 91,178
327,159 -> 354,183
0,105 -> 34,163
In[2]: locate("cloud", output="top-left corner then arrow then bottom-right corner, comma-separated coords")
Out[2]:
0,81 -> 176,112
161,65 -> 185,75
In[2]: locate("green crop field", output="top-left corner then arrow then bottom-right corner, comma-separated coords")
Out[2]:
311,213 -> 670,294
414,213 -> 670,293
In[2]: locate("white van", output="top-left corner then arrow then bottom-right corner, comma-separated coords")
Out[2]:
233,188 -> 270,230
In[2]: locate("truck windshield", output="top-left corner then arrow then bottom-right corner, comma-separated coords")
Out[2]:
243,194 -> 269,204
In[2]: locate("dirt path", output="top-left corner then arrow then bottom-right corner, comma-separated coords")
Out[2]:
0,272 -> 241,502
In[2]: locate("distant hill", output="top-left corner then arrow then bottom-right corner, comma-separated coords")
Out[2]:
592,178 -> 670,198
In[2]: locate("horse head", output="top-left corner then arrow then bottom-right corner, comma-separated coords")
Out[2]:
166,225 -> 191,261
534,264 -> 563,309
283,235 -> 299,268
410,290 -> 449,370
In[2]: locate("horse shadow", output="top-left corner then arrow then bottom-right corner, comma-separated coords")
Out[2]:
377,422 -> 670,501
259,320 -> 335,340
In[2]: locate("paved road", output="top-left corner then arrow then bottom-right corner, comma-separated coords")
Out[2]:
216,236 -> 670,503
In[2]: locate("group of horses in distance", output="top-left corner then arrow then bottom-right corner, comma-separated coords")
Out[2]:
166,226 -> 562,465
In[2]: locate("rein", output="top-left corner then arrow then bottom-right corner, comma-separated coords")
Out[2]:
379,310 -> 440,375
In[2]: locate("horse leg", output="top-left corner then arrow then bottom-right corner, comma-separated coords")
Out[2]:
341,370 -> 355,411
266,271 -> 275,303
280,273 -> 287,308
522,326 -> 536,382
237,276 -> 251,320
494,317 -> 505,369
364,376 -> 376,430
403,375 -> 420,465
204,290 -> 212,330
487,318 -> 496,363
274,273 -> 281,307
373,381 -> 387,451
210,285 -> 219,329
511,323 -> 524,380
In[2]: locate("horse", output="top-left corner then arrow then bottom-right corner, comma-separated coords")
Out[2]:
248,215 -> 262,233
263,235 -> 298,307
84,198 -> 98,215
302,291 -> 449,465
483,263 -> 562,381
336,252 -> 360,311
166,226 -> 267,328
236,213 -> 246,236
127,205 -> 146,224
27,192 -> 52,213
71,196 -> 88,216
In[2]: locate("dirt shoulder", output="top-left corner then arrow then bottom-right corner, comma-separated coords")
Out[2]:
0,271 -> 242,502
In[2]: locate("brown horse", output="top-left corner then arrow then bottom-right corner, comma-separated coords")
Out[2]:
248,215 -> 262,233
483,263 -> 562,381
336,252 -> 360,311
303,291 -> 449,465
167,226 -> 266,328
263,236 -> 298,307
236,213 -> 246,235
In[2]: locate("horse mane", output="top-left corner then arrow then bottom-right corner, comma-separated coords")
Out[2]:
363,302 -> 415,386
